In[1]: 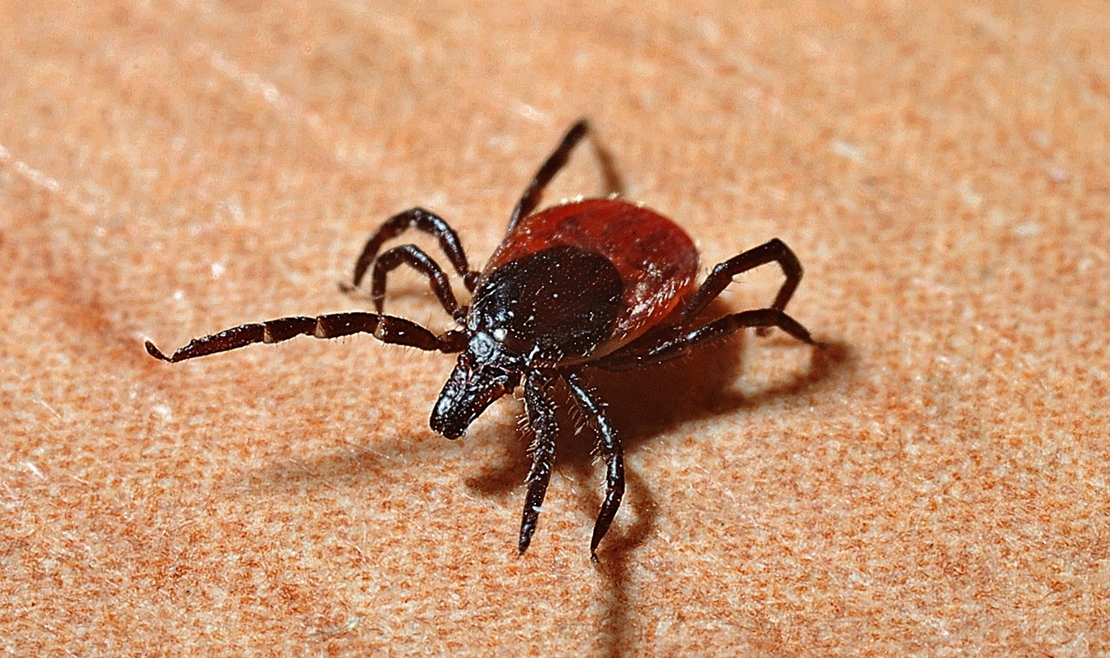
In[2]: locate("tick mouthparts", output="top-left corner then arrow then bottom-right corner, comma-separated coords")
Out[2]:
429,359 -> 518,440
429,379 -> 503,440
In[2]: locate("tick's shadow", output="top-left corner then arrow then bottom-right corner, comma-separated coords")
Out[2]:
462,329 -> 849,657
463,329 -> 851,545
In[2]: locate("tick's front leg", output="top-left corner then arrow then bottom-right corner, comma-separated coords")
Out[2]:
518,370 -> 559,555
565,371 -> 624,562
146,312 -> 467,363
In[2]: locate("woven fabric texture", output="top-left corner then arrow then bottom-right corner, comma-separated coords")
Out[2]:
2,2 -> 1108,655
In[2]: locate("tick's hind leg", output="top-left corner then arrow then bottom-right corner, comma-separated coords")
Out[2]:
145,312 -> 467,363
518,371 -> 559,555
595,308 -> 824,372
594,237 -> 823,371
565,371 -> 624,562
348,207 -> 478,293
679,238 -> 803,335
506,119 -> 590,234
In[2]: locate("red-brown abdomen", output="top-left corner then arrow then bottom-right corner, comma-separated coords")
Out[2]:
482,199 -> 699,352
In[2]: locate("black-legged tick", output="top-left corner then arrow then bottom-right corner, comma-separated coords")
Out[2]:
145,120 -> 824,560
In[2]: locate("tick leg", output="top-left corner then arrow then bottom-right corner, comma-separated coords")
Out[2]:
349,207 -> 478,293
518,370 -> 559,555
369,244 -> 464,322
506,119 -> 590,234
565,371 -> 624,562
596,308 -> 824,372
678,238 -> 803,336
145,313 -> 467,363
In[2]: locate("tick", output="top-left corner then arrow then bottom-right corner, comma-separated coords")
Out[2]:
145,119 -> 823,560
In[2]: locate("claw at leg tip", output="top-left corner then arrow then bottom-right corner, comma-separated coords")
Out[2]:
144,340 -> 170,361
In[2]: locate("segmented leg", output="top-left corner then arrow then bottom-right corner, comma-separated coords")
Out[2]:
518,370 -> 559,555
145,312 -> 467,363
565,371 -> 624,562
369,244 -> 464,322
349,207 -> 478,292
678,238 -> 804,329
506,119 -> 590,234
595,308 -> 824,372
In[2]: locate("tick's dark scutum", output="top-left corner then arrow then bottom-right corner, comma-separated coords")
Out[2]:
470,245 -> 623,365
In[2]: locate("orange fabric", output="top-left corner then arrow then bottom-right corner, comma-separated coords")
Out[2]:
3,2 -> 1108,655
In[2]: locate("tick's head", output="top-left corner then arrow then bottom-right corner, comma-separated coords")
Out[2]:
430,333 -> 522,440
